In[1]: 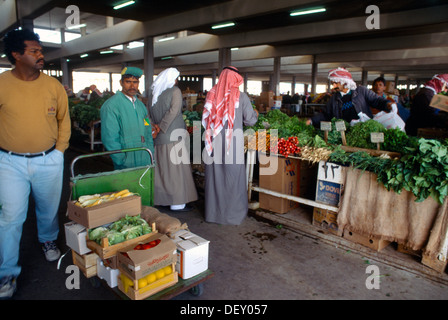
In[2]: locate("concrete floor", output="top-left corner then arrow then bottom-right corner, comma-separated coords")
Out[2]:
8,146 -> 448,301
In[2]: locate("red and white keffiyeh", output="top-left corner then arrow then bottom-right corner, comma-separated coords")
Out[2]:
425,74 -> 448,94
202,66 -> 243,156
328,67 -> 357,91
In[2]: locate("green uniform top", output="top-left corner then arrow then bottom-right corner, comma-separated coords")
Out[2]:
100,91 -> 154,169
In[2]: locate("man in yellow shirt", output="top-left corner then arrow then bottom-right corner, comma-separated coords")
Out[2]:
0,29 -> 71,299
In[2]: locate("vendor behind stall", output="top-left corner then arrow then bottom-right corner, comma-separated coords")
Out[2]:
307,68 -> 394,127
405,74 -> 448,136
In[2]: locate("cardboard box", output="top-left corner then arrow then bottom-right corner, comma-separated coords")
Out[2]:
117,264 -> 178,300
312,207 -> 341,236
315,161 -> 344,207
72,250 -> 98,278
64,222 -> 91,255
343,230 -> 390,252
385,81 -> 395,94
172,230 -> 209,279
117,233 -> 177,280
259,154 -> 300,213
429,93 -> 448,112
67,194 -> 142,229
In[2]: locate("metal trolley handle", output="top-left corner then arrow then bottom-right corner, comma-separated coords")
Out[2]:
70,147 -> 154,178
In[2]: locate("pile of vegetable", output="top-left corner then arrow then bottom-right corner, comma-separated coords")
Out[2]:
247,109 -> 448,204
88,215 -> 152,246
74,189 -> 136,208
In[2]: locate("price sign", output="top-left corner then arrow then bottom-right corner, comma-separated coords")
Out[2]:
370,132 -> 384,143
335,121 -> 346,132
320,121 -> 332,131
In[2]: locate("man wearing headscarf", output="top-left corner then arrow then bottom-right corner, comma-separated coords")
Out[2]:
202,66 -> 258,225
149,68 -> 198,212
406,74 -> 448,136
308,67 -> 394,127
101,67 -> 155,169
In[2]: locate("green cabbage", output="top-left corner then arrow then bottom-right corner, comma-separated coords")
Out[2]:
88,215 -> 152,245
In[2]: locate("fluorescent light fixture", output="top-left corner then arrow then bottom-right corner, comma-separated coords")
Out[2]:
100,50 -> 114,54
158,36 -> 175,42
110,44 -> 124,50
127,41 -> 144,49
80,54 -> 89,58
290,7 -> 326,16
211,22 -> 235,29
114,1 -> 135,10
231,47 -> 239,51
67,23 -> 87,30
161,56 -> 173,60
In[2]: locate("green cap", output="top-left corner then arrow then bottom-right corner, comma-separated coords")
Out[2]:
121,66 -> 143,78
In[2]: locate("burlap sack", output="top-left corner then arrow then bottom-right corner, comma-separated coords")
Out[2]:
141,206 -> 188,235
337,167 -> 448,256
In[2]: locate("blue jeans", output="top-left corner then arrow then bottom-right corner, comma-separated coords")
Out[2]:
0,149 -> 64,278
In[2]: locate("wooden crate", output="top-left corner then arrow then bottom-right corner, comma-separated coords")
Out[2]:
118,264 -> 178,300
312,207 -> 341,236
421,254 -> 448,273
343,230 -> 390,252
86,222 -> 157,259
72,250 -> 98,278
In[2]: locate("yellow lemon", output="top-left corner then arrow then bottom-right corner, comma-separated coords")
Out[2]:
163,265 -> 172,275
138,278 -> 148,289
146,273 -> 156,283
155,269 -> 165,280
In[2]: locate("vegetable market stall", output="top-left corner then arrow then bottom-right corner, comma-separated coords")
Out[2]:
245,110 -> 448,274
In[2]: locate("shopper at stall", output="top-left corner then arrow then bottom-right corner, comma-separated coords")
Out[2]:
202,66 -> 258,225
100,67 -> 155,169
307,67 -> 394,127
406,74 -> 448,136
149,67 -> 198,212
0,29 -> 71,299
371,76 -> 410,122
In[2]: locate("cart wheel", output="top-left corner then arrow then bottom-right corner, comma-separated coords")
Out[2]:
189,283 -> 204,297
89,277 -> 101,288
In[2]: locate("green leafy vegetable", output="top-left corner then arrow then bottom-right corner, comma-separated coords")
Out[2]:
88,215 -> 152,245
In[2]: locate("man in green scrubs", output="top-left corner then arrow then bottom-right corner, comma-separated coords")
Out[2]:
101,67 -> 155,169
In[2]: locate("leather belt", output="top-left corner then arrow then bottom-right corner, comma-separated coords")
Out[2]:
0,145 -> 56,158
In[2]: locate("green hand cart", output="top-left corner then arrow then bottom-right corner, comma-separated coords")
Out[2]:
70,147 -> 155,206
69,147 -> 213,299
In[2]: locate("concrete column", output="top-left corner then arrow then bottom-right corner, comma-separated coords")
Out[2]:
244,72 -> 248,94
212,70 -> 217,86
292,76 -> 296,95
218,48 -> 231,73
311,56 -> 317,95
106,17 -> 114,28
273,57 -> 281,96
143,36 -> 154,108
361,69 -> 368,86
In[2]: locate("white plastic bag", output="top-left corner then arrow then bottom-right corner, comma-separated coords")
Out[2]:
373,104 -> 405,131
350,112 -> 371,126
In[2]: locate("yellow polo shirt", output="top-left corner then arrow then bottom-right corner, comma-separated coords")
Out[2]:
0,70 -> 71,153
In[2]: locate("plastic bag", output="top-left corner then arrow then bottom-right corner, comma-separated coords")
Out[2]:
350,112 -> 371,126
373,104 -> 405,131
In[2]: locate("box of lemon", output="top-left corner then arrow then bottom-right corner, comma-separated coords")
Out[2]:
118,263 -> 178,300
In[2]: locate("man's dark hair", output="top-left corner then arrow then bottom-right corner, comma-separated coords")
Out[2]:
372,76 -> 386,87
3,28 -> 41,65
